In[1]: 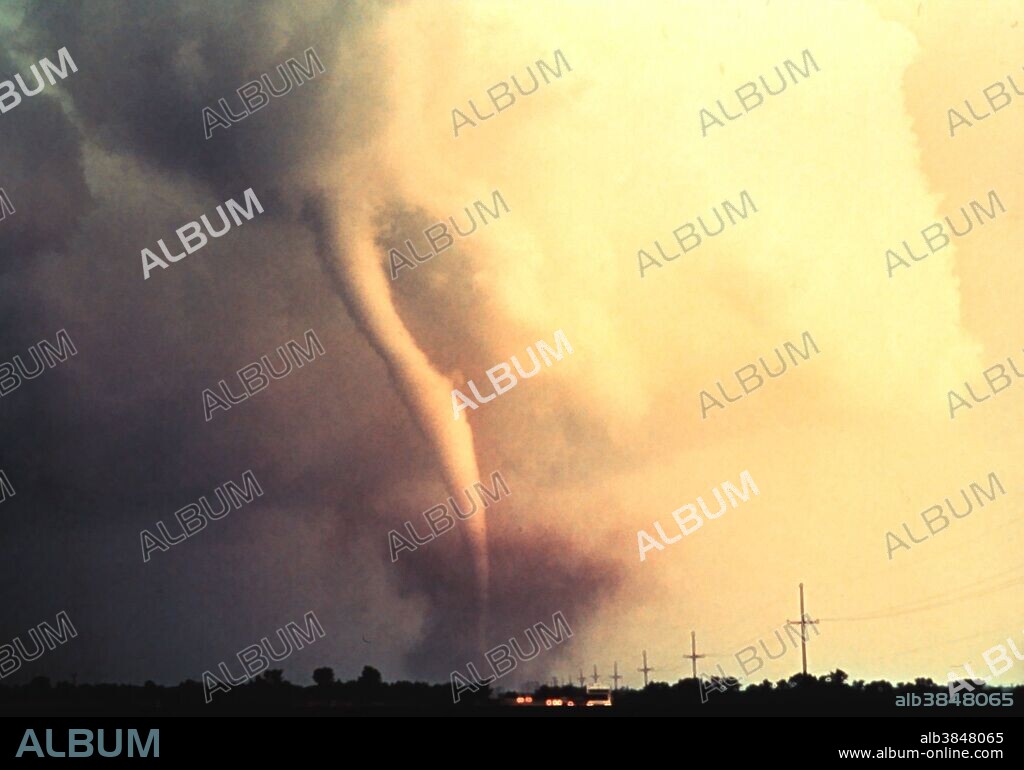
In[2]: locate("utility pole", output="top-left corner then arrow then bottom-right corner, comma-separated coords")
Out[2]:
551,676 -> 558,687
591,664 -> 600,684
683,630 -> 705,679
787,582 -> 819,676
578,668 -> 586,688
638,650 -> 654,687
610,661 -> 622,690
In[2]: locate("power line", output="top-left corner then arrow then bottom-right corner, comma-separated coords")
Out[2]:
822,574 -> 1024,622
567,564 -> 1023,688
882,624 -> 1017,661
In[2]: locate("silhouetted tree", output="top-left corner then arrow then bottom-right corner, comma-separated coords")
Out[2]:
827,669 -> 849,686
6,662 -> 1019,716
355,665 -> 383,704
357,666 -> 382,687
313,667 -> 335,687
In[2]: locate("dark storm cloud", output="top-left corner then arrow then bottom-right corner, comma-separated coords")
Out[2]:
0,0 -> 381,519
395,519 -> 623,682
20,0 -> 376,197
0,0 -> 405,680
0,0 -> 622,686
0,44 -> 92,272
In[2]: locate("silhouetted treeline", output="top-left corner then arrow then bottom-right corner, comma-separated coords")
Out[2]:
2,667 -> 1021,716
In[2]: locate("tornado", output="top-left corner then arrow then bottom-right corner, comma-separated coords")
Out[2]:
308,168 -> 490,641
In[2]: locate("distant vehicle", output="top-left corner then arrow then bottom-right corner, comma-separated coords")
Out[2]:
544,697 -> 570,707
585,685 -> 612,707
502,694 -> 535,706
